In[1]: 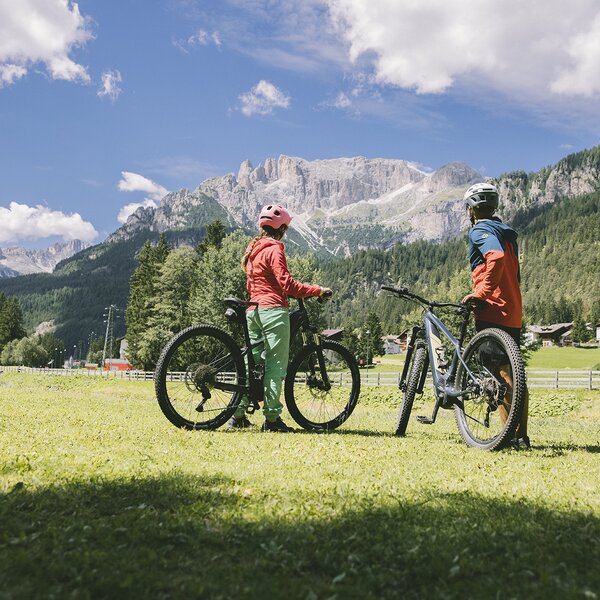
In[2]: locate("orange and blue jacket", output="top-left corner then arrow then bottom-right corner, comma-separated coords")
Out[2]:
468,218 -> 522,328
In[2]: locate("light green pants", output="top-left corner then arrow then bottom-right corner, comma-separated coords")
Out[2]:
235,307 -> 290,421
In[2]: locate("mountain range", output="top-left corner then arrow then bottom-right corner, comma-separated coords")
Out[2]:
108,156 -> 484,255
0,240 -> 89,278
1,144 -> 599,348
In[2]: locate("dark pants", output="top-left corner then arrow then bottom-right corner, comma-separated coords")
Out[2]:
475,320 -> 521,347
474,320 -> 528,439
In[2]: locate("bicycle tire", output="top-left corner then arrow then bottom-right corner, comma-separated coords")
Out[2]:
395,341 -> 427,436
154,324 -> 245,430
454,328 -> 526,450
284,340 -> 360,431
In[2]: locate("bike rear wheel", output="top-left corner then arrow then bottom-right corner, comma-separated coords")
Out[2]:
395,341 -> 427,436
154,324 -> 245,430
285,340 -> 360,431
454,328 -> 526,450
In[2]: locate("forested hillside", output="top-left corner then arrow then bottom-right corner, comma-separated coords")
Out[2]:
0,229 -> 208,349
320,191 -> 600,333
0,189 -> 598,349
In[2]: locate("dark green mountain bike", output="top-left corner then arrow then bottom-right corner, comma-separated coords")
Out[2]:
154,295 -> 360,431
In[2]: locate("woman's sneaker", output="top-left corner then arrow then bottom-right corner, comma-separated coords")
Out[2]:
261,417 -> 293,432
227,415 -> 253,429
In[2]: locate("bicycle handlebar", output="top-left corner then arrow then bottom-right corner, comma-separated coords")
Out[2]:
381,284 -> 468,311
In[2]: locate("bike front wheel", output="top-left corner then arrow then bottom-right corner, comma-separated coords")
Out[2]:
154,324 -> 245,430
454,328 -> 526,450
395,341 -> 427,436
285,340 -> 360,431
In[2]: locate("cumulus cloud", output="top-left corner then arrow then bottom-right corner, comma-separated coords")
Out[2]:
0,0 -> 92,87
97,69 -> 122,102
117,172 -> 168,201
239,80 -> 290,116
117,171 -> 168,224
327,0 -> 600,100
0,202 -> 97,243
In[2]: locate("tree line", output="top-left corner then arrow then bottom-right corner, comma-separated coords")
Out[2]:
0,292 -> 65,367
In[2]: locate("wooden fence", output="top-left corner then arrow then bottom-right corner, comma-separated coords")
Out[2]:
1,366 -> 599,390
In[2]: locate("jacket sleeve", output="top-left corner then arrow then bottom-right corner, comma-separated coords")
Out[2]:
268,245 -> 322,298
470,228 -> 505,299
474,250 -> 506,299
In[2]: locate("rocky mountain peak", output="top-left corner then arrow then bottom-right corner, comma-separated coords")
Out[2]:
0,240 -> 90,277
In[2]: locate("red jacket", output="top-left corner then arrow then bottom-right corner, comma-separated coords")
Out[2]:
245,237 -> 321,308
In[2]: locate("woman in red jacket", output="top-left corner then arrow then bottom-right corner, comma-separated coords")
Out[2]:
228,204 -> 331,432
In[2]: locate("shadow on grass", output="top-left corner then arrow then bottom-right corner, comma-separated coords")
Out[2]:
292,428 -> 393,438
1,473 -> 599,599
532,442 -> 600,454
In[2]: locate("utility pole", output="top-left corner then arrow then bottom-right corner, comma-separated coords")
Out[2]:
102,305 -> 115,370
102,306 -> 122,370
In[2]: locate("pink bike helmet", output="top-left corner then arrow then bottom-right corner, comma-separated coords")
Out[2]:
258,204 -> 292,229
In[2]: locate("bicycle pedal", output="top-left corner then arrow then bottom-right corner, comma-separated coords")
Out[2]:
416,415 -> 434,424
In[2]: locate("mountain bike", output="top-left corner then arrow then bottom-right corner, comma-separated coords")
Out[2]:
382,285 -> 526,450
154,295 -> 360,431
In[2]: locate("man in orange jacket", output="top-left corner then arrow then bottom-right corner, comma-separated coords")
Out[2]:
462,183 -> 530,449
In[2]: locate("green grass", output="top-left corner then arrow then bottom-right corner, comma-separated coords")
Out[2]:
1,374 -> 599,599
527,346 -> 600,370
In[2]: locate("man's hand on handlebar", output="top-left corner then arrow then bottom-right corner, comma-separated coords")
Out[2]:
461,293 -> 488,308
319,287 -> 333,300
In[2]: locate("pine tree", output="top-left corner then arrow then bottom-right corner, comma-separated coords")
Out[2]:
571,317 -> 591,344
135,248 -> 198,368
125,236 -> 171,369
196,219 -> 227,255
0,296 -> 26,350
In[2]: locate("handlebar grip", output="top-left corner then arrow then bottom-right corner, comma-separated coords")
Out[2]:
321,289 -> 333,299
381,285 -> 409,295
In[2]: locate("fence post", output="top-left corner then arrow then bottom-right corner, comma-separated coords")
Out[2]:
590,371 -> 593,391
555,371 -> 559,389
377,372 -> 380,386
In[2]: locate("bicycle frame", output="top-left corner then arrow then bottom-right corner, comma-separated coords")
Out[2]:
400,304 -> 482,424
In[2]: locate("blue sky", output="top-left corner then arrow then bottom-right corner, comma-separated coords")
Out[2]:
1,0 -> 600,247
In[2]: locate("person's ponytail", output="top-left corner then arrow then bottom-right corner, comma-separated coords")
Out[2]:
241,231 -> 268,269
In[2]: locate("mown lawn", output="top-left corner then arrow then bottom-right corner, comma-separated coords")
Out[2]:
527,346 -> 600,370
1,373 -> 599,599
367,346 -> 600,374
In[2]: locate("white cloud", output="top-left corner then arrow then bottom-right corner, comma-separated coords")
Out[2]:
117,171 -> 168,201
0,64 -> 27,86
180,1 -> 346,73
551,14 -> 600,96
0,0 -> 92,87
173,29 -> 222,53
239,80 -> 290,116
0,201 -> 97,243
327,0 -> 600,102
117,199 -> 157,224
97,69 -> 122,102
117,171 -> 168,224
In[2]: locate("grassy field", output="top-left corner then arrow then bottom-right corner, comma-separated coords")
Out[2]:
1,373 -> 599,599
527,346 -> 600,370
369,346 -> 600,374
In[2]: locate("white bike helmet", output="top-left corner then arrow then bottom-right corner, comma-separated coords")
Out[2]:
464,183 -> 499,210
